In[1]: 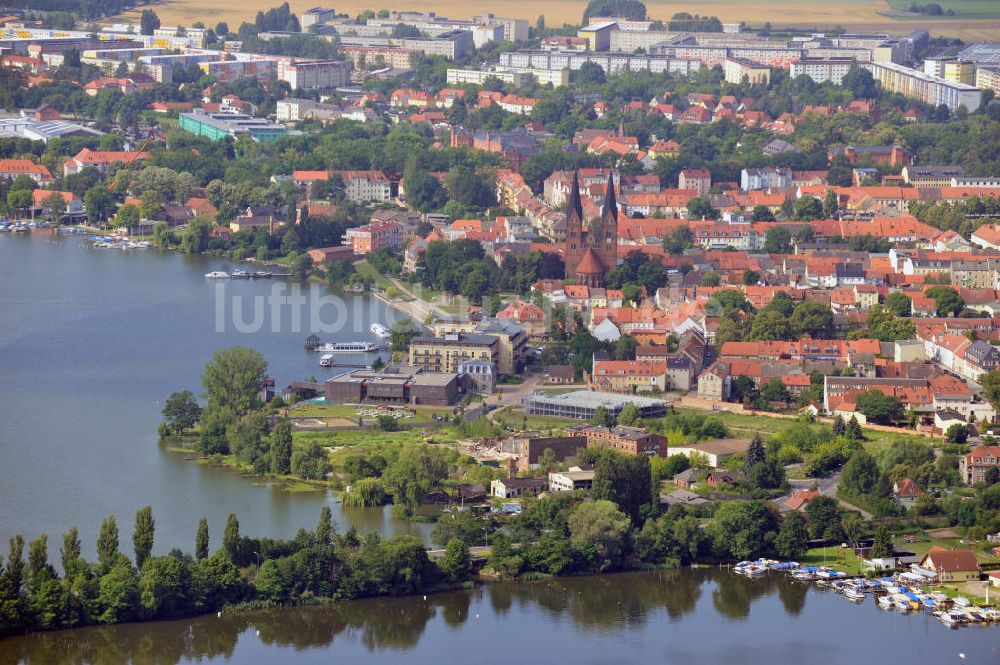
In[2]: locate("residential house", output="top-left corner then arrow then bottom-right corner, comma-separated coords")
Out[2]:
919,547 -> 981,582
0,159 -> 54,184
893,477 -> 923,509
673,468 -> 699,490
669,439 -> 752,468
336,170 -> 392,203
959,446 -> 1000,485
63,148 -> 148,177
679,168 -> 711,196
344,220 -> 401,255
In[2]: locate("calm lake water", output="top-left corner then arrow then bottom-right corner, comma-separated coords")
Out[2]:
2,569 -> 996,664
0,232 -> 430,557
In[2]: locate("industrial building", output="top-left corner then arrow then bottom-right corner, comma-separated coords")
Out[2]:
521,390 -> 671,420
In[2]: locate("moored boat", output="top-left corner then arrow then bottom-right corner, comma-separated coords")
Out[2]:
205,271 -> 229,279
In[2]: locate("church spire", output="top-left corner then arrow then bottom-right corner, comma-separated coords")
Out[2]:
567,169 -> 583,224
601,171 -> 617,221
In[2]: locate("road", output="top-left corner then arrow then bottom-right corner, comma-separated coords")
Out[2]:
783,469 -> 874,520
466,374 -> 541,423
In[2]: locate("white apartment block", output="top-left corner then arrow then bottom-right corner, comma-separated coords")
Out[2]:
863,61 -> 982,113
790,58 -> 855,84
277,59 -> 350,91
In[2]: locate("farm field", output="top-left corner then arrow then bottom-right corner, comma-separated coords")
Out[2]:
111,0 -> 1000,41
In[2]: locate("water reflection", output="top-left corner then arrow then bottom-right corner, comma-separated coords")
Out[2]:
0,569 -> 827,665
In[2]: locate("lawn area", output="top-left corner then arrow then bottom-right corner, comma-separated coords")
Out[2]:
295,426 -> 465,452
885,0 -> 1000,19
353,261 -> 394,290
492,406 -> 577,432
798,546 -> 864,573
671,407 -> 936,453
287,402 -> 450,420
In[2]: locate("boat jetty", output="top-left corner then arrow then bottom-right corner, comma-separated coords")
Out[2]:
204,270 -> 277,279
733,559 -> 999,628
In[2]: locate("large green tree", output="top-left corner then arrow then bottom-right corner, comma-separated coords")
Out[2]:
201,347 -> 268,418
133,506 -> 155,570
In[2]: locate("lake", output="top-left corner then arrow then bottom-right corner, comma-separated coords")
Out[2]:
2,569 -> 996,664
0,231 -> 430,558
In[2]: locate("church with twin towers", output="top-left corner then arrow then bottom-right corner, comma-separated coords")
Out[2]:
563,171 -> 619,289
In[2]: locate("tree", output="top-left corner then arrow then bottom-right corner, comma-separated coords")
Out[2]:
827,155 -> 853,187
925,286 -> 964,317
983,369 -> 1000,411
590,405 -> 615,428
43,191 -> 67,224
822,189 -> 839,220
592,452 -> 653,525
60,528 -> 82,575
97,516 -> 120,571
945,423 -> 969,444
760,379 -> 790,403
568,500 -> 631,571
617,402 -> 641,426
791,301 -> 833,338
84,185 -> 113,224
832,415 -> 846,436
140,9 -> 161,35
700,272 -> 721,287
763,226 -> 792,253
201,346 -> 268,417
748,310 -> 792,340
842,65 -> 877,99
382,445 -> 448,510
138,555 -> 187,619
161,390 -> 201,435
846,416 -> 864,441
662,224 -> 693,255
195,518 -> 209,561
687,196 -> 717,220
316,506 -> 333,545
133,506 -> 155,570
869,522 -> 893,559
182,217 -> 211,255
884,292 -> 912,317
751,205 -> 775,222
710,501 -> 776,560
290,441 -> 330,480
804,496 -> 842,540
613,334 -> 638,361
389,318 -> 420,353
745,435 -> 765,473
97,559 -> 139,624
743,269 -> 760,286
842,449 -> 882,496
775,511 -> 809,559
841,512 -> 864,547
114,204 -> 140,229
269,418 -> 293,475
793,196 -> 823,221
854,390 -> 904,425
438,539 -> 471,583
222,514 -> 240,563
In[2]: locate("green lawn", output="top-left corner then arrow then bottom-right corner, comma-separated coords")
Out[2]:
492,407 -> 577,432
671,408 -> 935,452
885,0 -> 1000,19
353,261 -> 394,290
294,426 -> 464,451
798,546 -> 864,573
287,402 -> 449,420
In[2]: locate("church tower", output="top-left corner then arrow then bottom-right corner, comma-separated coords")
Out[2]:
564,171 -> 618,288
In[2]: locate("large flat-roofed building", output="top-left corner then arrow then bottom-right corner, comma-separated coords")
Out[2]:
277,59 -> 350,90
549,469 -> 595,492
862,61 -> 982,113
471,14 -> 529,42
669,438 -> 753,468
409,333 -> 499,374
301,7 -> 336,30
790,58 -> 856,84
724,56 -> 770,84
324,365 -> 460,406
178,110 -> 287,143
498,50 -> 702,76
575,424 -> 668,457
522,390 -> 670,420
578,21 -> 617,51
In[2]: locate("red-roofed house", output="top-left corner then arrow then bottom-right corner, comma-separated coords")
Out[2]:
63,148 -> 148,177
591,360 -> 668,393
893,478 -> 923,509
919,547 -> 981,582
0,159 -> 53,185
31,189 -> 82,217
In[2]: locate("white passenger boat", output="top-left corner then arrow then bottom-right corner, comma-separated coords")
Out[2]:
205,271 -> 229,279
370,323 -> 391,338
314,341 -> 379,353
319,354 -> 334,367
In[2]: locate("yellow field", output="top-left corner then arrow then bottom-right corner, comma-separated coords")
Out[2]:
113,0 -> 1000,41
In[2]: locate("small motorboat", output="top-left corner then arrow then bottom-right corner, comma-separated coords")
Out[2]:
205,271 -> 230,279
